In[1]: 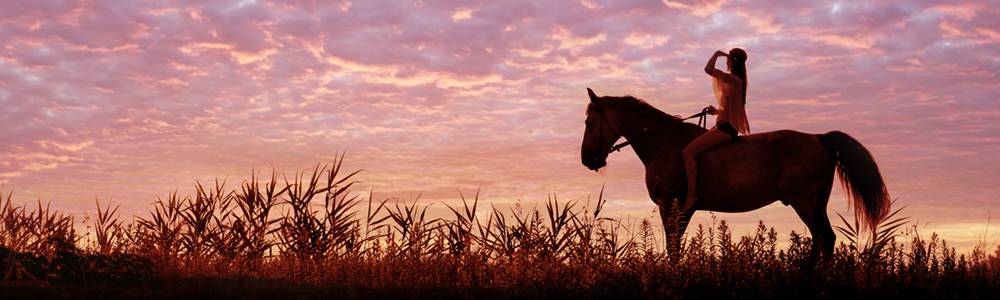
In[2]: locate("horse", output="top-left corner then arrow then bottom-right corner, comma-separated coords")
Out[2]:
580,88 -> 890,255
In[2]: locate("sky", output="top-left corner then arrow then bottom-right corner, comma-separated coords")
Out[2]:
1,0 -> 998,251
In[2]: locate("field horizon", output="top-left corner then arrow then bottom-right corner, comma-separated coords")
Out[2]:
2,159 -> 999,298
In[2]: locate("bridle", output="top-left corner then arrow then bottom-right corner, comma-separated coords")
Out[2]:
598,106 -> 714,155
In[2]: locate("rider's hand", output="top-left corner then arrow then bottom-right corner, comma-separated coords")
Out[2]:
708,105 -> 719,115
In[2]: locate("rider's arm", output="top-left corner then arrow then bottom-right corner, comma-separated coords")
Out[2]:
704,50 -> 728,76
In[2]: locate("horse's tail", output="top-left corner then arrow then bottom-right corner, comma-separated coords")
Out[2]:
819,131 -> 891,233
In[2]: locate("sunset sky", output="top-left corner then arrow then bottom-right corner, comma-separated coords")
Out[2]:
1,0 -> 998,251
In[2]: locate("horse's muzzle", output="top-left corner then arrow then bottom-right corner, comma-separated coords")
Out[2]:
582,153 -> 607,171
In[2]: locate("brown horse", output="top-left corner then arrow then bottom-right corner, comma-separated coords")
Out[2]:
580,88 -> 890,254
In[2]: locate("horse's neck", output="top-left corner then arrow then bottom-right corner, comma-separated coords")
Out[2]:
614,111 -> 696,167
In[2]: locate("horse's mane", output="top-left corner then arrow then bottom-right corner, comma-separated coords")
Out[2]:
587,95 -> 681,123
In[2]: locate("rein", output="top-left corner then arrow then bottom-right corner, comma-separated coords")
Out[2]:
606,106 -> 714,154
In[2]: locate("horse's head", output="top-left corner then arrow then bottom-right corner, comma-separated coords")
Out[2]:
581,88 -> 621,171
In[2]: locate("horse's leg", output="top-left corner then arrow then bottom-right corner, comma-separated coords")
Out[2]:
785,194 -> 821,257
657,197 -> 690,255
656,198 -> 677,253
812,206 -> 835,255
787,190 -> 836,257
678,206 -> 696,248
813,174 -> 837,255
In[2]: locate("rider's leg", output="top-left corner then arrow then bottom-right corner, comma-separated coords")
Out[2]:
681,128 -> 733,213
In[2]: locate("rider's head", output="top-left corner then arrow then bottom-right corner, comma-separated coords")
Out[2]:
727,48 -> 747,75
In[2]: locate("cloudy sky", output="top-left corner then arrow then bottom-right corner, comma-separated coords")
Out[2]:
1,0 -> 998,251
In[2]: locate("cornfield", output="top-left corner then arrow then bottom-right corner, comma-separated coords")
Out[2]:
1,156 -> 999,299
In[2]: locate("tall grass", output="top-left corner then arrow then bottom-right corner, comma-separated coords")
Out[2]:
1,157 -> 999,298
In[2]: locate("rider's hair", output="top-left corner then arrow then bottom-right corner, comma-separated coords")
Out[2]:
728,48 -> 748,105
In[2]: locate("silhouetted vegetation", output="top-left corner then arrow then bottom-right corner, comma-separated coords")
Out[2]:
2,156 -> 999,299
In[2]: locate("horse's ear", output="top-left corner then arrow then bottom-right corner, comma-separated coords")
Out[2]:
587,88 -> 599,104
